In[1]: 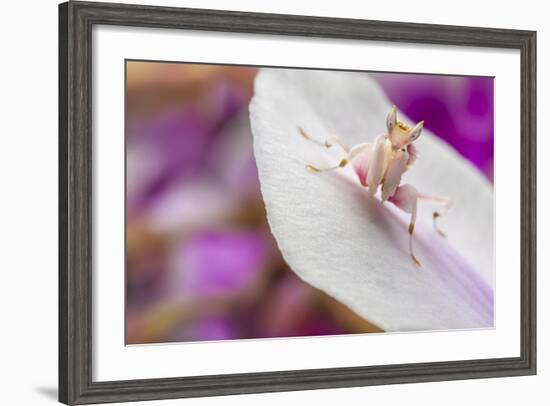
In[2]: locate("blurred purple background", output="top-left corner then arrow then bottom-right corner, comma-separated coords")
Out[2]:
373,72 -> 494,180
126,62 -> 493,344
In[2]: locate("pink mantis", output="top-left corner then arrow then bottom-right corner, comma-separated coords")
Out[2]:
299,106 -> 452,267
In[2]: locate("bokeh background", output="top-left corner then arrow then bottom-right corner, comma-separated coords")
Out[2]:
126,62 -> 494,344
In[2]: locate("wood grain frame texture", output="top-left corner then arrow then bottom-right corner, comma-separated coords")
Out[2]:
58,1 -> 537,404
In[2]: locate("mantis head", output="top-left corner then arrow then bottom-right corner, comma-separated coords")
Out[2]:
386,106 -> 424,150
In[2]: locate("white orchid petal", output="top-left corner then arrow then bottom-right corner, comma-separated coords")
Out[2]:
250,68 -> 494,331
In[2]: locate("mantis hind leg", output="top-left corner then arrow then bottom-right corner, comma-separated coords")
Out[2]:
305,158 -> 349,173
388,185 -> 420,268
418,193 -> 453,237
298,126 -> 350,152
389,187 -> 453,268
298,126 -> 350,173
298,127 -> 371,175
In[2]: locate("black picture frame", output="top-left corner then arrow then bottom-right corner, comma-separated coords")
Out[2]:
59,1 -> 537,404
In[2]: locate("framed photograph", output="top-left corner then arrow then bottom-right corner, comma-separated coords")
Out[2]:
59,1 -> 536,404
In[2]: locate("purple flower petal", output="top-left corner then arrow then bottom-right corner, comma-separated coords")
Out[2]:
170,231 -> 267,298
127,80 -> 248,214
373,73 -> 494,179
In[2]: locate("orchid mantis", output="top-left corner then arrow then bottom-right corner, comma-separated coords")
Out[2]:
300,106 -> 452,267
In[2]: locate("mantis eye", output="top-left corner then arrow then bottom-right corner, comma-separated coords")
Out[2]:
386,105 -> 397,132
408,121 -> 424,143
